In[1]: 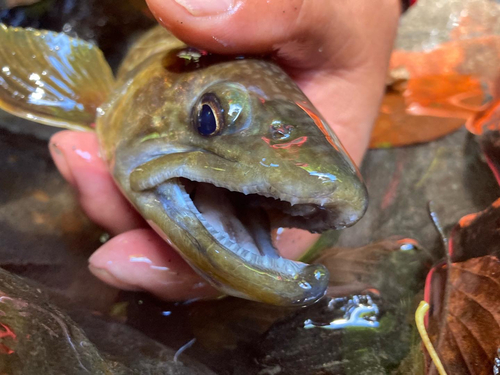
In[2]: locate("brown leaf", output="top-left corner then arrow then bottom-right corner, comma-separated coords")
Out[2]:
479,129 -> 500,184
315,238 -> 432,303
426,256 -> 500,375
449,198 -> 500,262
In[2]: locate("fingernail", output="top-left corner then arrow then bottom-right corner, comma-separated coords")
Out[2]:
174,0 -> 235,16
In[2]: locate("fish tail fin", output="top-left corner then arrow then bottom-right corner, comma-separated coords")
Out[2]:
0,24 -> 115,132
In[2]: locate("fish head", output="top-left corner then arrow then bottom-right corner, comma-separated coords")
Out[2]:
116,50 -> 368,305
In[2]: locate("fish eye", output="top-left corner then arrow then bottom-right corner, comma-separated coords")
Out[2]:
194,93 -> 224,136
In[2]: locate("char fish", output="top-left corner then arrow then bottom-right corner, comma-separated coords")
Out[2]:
0,25 -> 368,305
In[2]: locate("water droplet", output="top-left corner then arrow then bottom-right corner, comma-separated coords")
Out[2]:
96,107 -> 105,116
2,66 -> 10,76
400,243 -> 416,251
55,46 -> 60,51
29,87 -> 45,101
97,17 -> 107,27
304,295 -> 380,330
99,233 -> 110,243
29,73 -> 41,81
62,23 -> 72,33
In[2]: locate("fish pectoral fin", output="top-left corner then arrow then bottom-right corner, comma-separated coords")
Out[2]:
0,24 -> 115,131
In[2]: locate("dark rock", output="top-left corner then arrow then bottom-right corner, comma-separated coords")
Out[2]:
0,267 -> 216,375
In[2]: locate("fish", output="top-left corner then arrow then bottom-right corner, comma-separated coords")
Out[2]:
0,24 -> 368,306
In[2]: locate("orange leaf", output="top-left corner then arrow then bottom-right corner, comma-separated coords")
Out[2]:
371,74 -> 486,148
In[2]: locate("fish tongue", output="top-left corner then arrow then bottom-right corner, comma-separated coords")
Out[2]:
235,203 -> 281,259
191,182 -> 260,255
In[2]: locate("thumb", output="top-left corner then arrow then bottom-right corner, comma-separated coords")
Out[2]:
146,0 -> 399,70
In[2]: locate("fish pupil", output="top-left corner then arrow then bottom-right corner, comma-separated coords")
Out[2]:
198,104 -> 217,136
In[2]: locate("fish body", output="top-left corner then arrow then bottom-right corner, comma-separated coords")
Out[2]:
0,25 -> 368,305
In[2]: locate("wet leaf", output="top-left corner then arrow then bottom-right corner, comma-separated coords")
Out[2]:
425,256 -> 500,375
449,126 -> 500,262
479,129 -> 500,183
371,74 -> 486,148
466,100 -> 500,135
391,37 -> 500,82
449,197 -> 500,262
316,238 -> 432,304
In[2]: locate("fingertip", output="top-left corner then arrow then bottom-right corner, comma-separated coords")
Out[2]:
146,0 -> 303,54
89,229 -> 220,301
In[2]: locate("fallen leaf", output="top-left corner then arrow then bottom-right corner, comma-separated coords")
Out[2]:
425,256 -> 500,375
371,74 -> 486,148
479,129 -> 500,184
449,127 -> 500,262
391,37 -> 500,82
449,197 -> 500,263
315,238 -> 432,304
466,101 -> 500,135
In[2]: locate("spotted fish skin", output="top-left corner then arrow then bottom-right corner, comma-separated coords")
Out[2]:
0,25 -> 368,306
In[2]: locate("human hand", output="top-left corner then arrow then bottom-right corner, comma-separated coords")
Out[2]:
50,0 -> 400,300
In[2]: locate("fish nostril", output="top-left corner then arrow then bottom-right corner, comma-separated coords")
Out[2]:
270,122 -> 294,140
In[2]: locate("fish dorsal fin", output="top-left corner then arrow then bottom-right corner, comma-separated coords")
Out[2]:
0,24 -> 115,131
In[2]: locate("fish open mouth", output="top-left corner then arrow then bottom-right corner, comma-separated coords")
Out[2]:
127,151 -> 366,305
182,178 -> 340,261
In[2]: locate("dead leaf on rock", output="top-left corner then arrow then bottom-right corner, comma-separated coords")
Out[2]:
466,100 -> 500,136
425,256 -> 500,375
449,197 -> 500,263
315,238 -> 432,304
478,128 -> 500,185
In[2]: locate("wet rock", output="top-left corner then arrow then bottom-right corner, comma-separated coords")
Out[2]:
0,267 -> 216,375
338,128 -> 500,256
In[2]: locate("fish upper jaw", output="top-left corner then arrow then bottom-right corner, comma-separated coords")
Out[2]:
129,149 -> 367,231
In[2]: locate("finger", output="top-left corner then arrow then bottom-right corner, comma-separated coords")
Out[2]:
273,228 -> 321,261
88,228 -> 220,301
147,0 -> 398,64
49,130 -> 145,235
